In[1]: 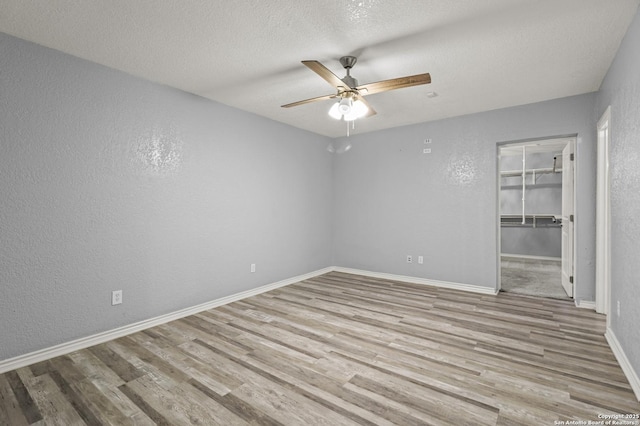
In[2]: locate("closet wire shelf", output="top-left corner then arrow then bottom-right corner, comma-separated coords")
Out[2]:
500,214 -> 562,228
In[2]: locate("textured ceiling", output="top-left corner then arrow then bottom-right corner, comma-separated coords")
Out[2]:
1,1 -> 638,138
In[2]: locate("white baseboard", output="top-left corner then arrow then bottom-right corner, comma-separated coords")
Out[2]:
575,299 -> 596,310
605,328 -> 640,401
5,265 -> 634,404
501,253 -> 561,262
0,267 -> 332,374
333,267 -> 499,295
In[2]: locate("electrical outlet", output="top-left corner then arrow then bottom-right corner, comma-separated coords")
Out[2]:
112,290 -> 122,306
406,255 -> 412,263
617,300 -> 621,317
251,263 -> 256,273
423,148 -> 431,154
418,256 -> 424,264
424,138 -> 432,144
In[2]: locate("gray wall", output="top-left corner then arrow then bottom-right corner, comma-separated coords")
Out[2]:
5,9 -> 637,368
500,151 -> 563,258
0,33 -> 333,361
332,93 -> 596,296
596,5 -> 640,385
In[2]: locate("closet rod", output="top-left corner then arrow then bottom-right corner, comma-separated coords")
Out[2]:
500,167 -> 561,178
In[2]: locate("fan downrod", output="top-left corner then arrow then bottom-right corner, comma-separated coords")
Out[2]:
339,56 -> 359,88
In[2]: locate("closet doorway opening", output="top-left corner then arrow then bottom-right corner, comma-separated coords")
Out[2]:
498,136 -> 576,300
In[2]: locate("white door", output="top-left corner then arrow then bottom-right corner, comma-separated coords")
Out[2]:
561,143 -> 574,297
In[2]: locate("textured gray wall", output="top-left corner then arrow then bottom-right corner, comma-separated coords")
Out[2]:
500,151 -> 563,257
596,5 -> 640,386
4,16 -> 633,365
0,33 -> 333,361
332,93 -> 596,295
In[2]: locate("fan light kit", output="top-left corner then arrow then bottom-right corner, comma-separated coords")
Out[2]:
328,94 -> 368,121
282,55 -> 431,136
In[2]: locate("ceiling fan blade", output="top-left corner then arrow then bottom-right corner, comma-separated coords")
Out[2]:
357,73 -> 431,96
302,60 -> 352,90
281,93 -> 336,108
355,94 -> 377,117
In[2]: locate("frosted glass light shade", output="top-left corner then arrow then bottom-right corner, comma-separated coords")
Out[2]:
343,99 -> 368,121
338,97 -> 352,114
328,102 -> 341,119
328,97 -> 368,121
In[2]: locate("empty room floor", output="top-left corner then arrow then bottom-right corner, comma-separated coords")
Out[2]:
0,272 -> 638,425
500,256 -> 569,299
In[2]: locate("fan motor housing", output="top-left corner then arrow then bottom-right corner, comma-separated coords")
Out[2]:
342,75 -> 358,88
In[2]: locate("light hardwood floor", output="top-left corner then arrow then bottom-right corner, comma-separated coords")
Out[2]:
1,272 -> 638,425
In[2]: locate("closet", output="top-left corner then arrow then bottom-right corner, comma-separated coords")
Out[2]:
499,139 -> 572,299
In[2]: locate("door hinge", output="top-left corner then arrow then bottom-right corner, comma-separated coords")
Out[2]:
569,276 -> 574,284
570,153 -> 575,161
570,214 -> 574,222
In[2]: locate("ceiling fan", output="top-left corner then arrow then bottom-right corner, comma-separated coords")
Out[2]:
282,56 -> 431,123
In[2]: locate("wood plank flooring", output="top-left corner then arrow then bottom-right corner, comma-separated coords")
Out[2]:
1,272 -> 638,425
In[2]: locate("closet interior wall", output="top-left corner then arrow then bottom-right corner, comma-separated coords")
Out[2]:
500,149 -> 563,258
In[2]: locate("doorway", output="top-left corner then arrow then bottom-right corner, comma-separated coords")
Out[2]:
498,137 -> 576,299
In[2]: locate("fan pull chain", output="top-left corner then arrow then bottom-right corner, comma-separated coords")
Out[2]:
345,119 -> 356,137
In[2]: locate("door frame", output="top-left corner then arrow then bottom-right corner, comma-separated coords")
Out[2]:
561,142 -> 575,298
496,135 -> 578,296
596,106 -> 611,317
